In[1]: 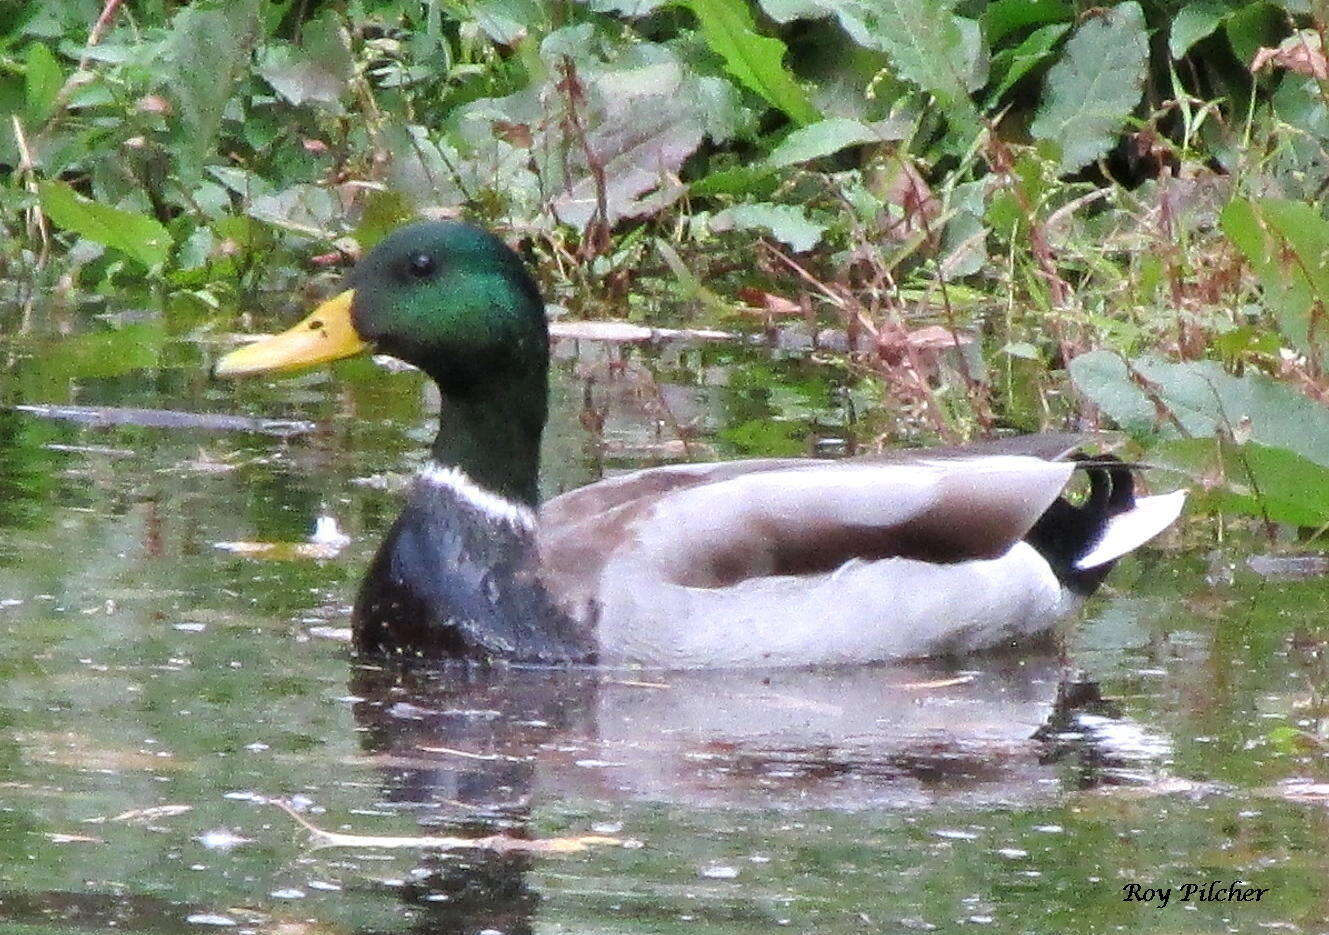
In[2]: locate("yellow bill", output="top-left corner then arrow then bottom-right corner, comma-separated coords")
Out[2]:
215,289 -> 368,377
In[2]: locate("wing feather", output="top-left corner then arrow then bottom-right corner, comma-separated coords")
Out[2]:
622,456 -> 1077,587
538,455 -> 1076,612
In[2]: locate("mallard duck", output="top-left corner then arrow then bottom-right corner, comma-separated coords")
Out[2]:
216,221 -> 1185,668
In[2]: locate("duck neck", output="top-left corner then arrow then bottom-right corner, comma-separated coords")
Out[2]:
429,378 -> 545,508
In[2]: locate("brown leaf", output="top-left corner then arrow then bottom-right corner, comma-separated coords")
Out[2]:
876,156 -> 940,236
212,541 -> 345,560
493,121 -> 533,148
136,95 -> 171,115
1251,32 -> 1329,81
905,326 -> 976,350
737,287 -> 803,318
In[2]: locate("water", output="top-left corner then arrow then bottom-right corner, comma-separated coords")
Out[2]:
2,321 -> 1328,934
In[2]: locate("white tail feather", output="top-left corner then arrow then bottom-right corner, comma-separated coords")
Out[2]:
1075,490 -> 1187,570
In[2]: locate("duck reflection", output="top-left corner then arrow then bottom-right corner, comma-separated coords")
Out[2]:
348,665 -> 597,935
346,653 -> 1170,933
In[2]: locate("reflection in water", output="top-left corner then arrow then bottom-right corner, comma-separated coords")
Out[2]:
5,327 -> 1313,934
345,656 -> 1170,931
350,666 -> 598,935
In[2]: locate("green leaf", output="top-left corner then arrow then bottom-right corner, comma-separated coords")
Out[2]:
757,1 -> 984,136
472,37 -> 731,229
471,0 -> 550,43
1218,196 -> 1263,262
767,117 -> 890,167
588,0 -> 671,12
940,178 -> 988,278
353,190 -> 416,251
1221,197 -> 1329,358
1066,351 -> 1157,433
1253,200 -> 1329,299
23,42 -> 61,124
38,181 -> 172,268
986,22 -> 1069,106
679,0 -> 819,125
1152,438 -> 1329,527
257,11 -> 355,109
842,0 -> 980,135
954,17 -> 989,92
1070,351 -> 1329,471
1211,325 -> 1281,365
248,183 -> 340,238
1030,2 -> 1149,174
163,0 -> 262,177
1225,1 -> 1281,65
689,164 -> 780,198
1001,341 -> 1040,359
711,202 -> 826,251
982,0 -> 1070,47
1170,0 -> 1228,59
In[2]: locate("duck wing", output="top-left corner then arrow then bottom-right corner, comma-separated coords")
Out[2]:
538,431 -> 1100,561
537,453 -> 1079,622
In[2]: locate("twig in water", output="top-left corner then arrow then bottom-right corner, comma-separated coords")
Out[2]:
265,798 -> 622,853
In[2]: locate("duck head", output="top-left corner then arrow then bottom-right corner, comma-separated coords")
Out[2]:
215,221 -> 551,506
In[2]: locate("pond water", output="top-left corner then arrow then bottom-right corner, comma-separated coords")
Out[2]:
2,318 -> 1329,934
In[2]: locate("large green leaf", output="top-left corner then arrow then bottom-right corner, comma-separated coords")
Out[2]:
464,35 -> 734,229
1224,0 -> 1282,64
680,0 -> 818,125
1152,438 -> 1329,527
760,0 -> 980,133
1030,1 -> 1148,173
1066,349 -> 1158,433
854,0 -> 979,134
38,181 -> 172,268
1070,351 -> 1329,470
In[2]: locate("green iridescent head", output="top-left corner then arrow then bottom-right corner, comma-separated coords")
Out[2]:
216,220 -> 549,389
216,220 -> 552,504
346,221 -> 549,392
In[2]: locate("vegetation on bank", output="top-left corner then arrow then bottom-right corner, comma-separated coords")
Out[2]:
3,0 -> 1329,529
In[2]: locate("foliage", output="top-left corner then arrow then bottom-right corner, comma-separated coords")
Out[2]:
37,180 -> 171,268
4,0 -> 1329,537
1027,2 -> 1148,173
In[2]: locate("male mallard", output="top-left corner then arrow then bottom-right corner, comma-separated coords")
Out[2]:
216,221 -> 1185,668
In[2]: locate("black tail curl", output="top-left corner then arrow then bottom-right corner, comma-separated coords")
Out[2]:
1024,455 -> 1137,596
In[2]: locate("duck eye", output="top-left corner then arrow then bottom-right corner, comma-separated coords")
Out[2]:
408,253 -> 435,278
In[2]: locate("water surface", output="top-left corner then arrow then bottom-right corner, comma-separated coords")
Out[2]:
2,320 -> 1328,934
